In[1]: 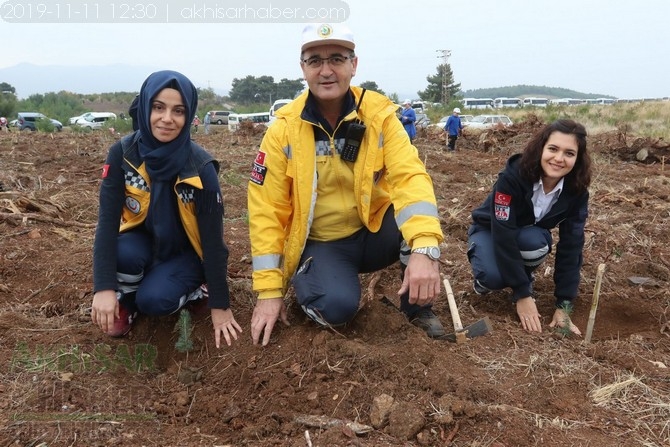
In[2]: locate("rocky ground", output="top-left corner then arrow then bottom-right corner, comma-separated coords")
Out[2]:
0,119 -> 669,447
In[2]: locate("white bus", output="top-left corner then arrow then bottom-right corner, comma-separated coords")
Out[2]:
462,98 -> 494,109
549,98 -> 585,106
522,97 -> 549,108
493,97 -> 522,108
228,112 -> 271,131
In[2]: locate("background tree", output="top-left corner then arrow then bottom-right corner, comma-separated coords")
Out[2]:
358,81 -> 385,96
197,86 -> 218,102
253,75 -> 276,104
0,82 -> 18,118
275,78 -> 305,100
230,75 -> 275,104
418,63 -> 461,104
20,91 -> 84,122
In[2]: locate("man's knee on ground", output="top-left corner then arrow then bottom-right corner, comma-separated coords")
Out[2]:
302,294 -> 360,327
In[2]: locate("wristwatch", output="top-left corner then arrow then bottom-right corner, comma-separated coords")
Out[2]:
411,246 -> 441,261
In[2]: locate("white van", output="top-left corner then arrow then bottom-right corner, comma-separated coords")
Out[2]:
75,112 -> 117,129
269,99 -> 292,124
208,110 -> 234,125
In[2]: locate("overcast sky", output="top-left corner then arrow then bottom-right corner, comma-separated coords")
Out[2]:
0,0 -> 667,100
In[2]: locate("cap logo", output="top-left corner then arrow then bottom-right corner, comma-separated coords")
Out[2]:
317,24 -> 333,39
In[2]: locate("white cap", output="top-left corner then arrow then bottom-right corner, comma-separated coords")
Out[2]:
402,99 -> 411,105
301,23 -> 355,52
453,107 -> 461,114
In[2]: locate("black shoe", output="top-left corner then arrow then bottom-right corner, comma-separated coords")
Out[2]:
473,279 -> 491,295
410,308 -> 446,339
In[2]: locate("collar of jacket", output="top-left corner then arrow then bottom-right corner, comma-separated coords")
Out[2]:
277,86 -> 396,127
120,130 -> 217,187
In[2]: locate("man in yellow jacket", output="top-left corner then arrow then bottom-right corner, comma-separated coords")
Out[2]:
248,23 -> 446,346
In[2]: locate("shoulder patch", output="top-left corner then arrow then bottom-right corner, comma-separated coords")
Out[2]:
250,162 -> 267,186
494,192 -> 511,206
102,164 -> 110,178
254,150 -> 266,166
495,205 -> 510,221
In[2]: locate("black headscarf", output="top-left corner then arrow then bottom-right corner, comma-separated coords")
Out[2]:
136,70 -> 199,260
137,70 -> 198,181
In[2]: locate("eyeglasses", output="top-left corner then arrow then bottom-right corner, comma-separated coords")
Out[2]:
301,55 -> 353,69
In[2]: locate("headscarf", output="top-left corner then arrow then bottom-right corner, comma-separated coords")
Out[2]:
137,70 -> 198,181
136,70 -> 199,260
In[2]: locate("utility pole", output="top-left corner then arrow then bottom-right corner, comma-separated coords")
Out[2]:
436,49 -> 451,105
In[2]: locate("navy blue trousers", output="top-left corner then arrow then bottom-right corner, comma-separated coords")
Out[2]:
116,230 -> 205,316
467,224 -> 551,290
291,207 -> 429,326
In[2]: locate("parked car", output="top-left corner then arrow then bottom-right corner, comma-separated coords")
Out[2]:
415,113 -> 431,129
466,115 -> 513,130
460,114 -> 475,125
75,112 -> 117,129
208,110 -> 234,125
69,113 -> 91,125
17,112 -> 63,131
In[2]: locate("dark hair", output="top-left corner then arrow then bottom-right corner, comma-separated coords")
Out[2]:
519,119 -> 592,195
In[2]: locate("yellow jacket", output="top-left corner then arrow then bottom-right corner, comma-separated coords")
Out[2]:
118,132 -> 213,259
248,87 -> 443,298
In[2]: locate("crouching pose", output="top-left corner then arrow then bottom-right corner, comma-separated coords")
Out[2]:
467,120 -> 592,335
248,23 -> 447,346
91,70 -> 241,347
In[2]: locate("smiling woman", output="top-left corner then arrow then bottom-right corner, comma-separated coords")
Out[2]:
91,70 -> 243,348
149,88 -> 186,142
467,119 -> 592,336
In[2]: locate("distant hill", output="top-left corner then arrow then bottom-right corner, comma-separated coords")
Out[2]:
0,63 -> 228,99
0,63 -> 160,98
461,85 -> 616,99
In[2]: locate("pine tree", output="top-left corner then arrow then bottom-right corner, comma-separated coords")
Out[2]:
418,64 -> 461,104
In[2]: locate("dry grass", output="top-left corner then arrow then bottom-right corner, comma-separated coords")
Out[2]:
504,102 -> 670,140
590,373 -> 670,445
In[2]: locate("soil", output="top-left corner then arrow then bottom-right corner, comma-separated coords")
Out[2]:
1,118 -> 669,447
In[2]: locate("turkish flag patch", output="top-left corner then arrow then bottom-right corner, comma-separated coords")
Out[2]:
254,150 -> 266,166
494,192 -> 511,206
102,164 -> 110,178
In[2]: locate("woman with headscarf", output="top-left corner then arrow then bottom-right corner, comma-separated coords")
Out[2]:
91,70 -> 241,348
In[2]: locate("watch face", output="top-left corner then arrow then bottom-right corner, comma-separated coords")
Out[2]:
412,246 -> 440,260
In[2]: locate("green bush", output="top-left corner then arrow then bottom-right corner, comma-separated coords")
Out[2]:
35,118 -> 57,132
106,118 -> 133,134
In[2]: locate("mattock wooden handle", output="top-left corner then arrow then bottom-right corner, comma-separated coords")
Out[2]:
443,277 -> 463,332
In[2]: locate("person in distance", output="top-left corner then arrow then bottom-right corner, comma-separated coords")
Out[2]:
399,99 -> 417,143
247,23 -> 447,346
444,107 -> 463,151
467,119 -> 592,335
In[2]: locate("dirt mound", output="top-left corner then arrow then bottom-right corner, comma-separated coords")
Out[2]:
1,126 -> 669,446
